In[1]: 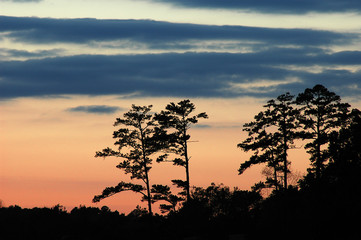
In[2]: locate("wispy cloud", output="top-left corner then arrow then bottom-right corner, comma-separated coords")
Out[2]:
3,0 -> 42,2
67,105 -> 123,114
227,78 -> 303,94
0,48 -> 63,60
194,124 -> 212,129
151,0 -> 361,14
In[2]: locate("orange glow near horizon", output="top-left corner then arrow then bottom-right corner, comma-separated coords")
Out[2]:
1,96 -> 360,214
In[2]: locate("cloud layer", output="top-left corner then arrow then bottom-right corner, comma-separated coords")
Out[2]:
1,51 -> 361,99
1,16 -> 360,100
3,0 -> 42,2
0,16 -> 354,47
152,0 -> 361,14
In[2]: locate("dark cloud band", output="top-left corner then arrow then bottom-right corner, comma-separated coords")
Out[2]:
0,16 -> 354,47
3,0 -> 42,2
1,16 -> 360,101
67,105 -> 123,114
1,51 -> 361,100
151,0 -> 361,14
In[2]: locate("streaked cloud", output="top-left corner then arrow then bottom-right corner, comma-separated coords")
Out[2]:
67,105 -> 123,114
0,48 -> 63,60
194,124 -> 212,129
1,16 -> 360,101
227,78 -> 303,94
0,16 -> 355,48
151,0 -> 361,14
1,51 -> 361,100
3,0 -> 42,2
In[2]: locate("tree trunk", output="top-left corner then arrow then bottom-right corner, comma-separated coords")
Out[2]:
283,142 -> 288,190
282,123 -> 288,190
273,165 -> 278,191
145,175 -> 152,216
184,136 -> 191,201
316,140 -> 321,180
270,150 -> 278,191
316,116 -> 321,180
140,123 -> 153,216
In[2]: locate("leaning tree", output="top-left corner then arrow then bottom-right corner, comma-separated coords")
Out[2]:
93,105 -> 160,215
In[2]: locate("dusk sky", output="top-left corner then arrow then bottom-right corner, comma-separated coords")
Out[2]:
1,0 -> 361,213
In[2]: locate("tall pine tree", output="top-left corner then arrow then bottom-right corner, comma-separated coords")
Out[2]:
155,99 -> 208,201
93,105 -> 159,215
238,93 -> 300,190
296,84 -> 350,180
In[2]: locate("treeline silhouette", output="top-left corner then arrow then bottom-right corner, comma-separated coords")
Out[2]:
1,84 -> 360,240
0,186 -> 260,240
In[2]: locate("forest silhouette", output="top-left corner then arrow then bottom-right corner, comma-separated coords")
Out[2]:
1,84 -> 360,240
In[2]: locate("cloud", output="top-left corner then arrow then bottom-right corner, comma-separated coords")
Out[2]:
1,50 -> 361,100
0,48 -> 62,59
227,78 -> 303,94
151,0 -> 361,14
0,16 -> 355,47
3,0 -> 42,2
0,16 -> 360,101
194,124 -> 212,129
67,105 -> 123,114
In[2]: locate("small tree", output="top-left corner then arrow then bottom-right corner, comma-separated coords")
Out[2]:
155,99 -> 208,201
238,93 -> 300,190
238,123 -> 283,191
151,184 -> 184,214
296,84 -> 350,180
93,105 -> 160,215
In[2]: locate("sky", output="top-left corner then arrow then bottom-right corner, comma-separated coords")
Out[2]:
1,0 -> 361,213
